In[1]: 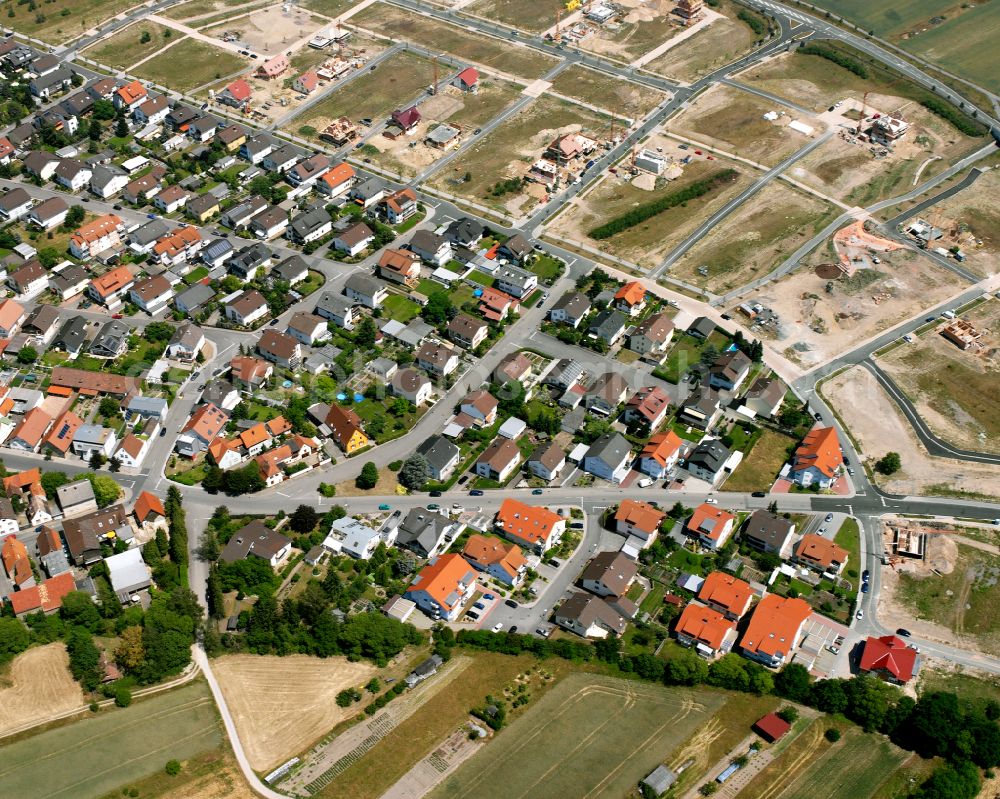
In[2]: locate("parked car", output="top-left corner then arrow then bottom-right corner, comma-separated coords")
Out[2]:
378,503 -> 391,510
896,628 -> 911,637
569,521 -> 584,529
159,428 -> 167,437
492,622 -> 503,633
531,488 -> 543,495
751,491 -> 766,498
466,610 -> 480,621
705,498 -> 717,504
861,583 -> 870,593
825,513 -> 834,522
427,503 -> 440,510
473,601 -> 486,610
504,599 -> 518,608
483,593 -> 495,601
862,570 -> 870,581
536,626 -> 552,638
429,490 -> 442,497
814,412 -> 823,421
856,609 -> 865,620
509,626 -> 518,634
469,489 -> 484,496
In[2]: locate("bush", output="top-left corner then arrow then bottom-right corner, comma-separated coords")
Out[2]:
777,706 -> 799,724
588,170 -> 737,239
165,759 -> 181,776
825,727 -> 841,742
797,43 -> 868,78
875,451 -> 901,475
114,687 -> 132,707
737,8 -> 766,35
920,96 -> 988,136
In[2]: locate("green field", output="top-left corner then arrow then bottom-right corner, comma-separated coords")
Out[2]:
0,681 -> 221,798
834,517 -> 861,577
133,38 -> 249,93
429,673 -> 725,799
83,21 -> 176,69
2,0 -> 137,43
725,429 -> 796,491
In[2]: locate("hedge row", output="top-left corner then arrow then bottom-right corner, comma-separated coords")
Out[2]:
588,169 -> 738,240
737,9 -> 767,36
797,43 -> 869,78
919,95 -> 988,137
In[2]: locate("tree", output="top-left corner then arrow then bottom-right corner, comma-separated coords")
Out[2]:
66,626 -> 102,691
777,706 -> 799,724
89,475 -> 121,507
421,291 -> 455,325
875,452 -> 901,475
664,650 -> 709,686
92,99 -> 115,119
398,454 -> 430,490
0,617 -> 31,664
206,565 -> 225,620
114,625 -> 145,671
140,29 -> 151,43
356,462 -> 379,490
914,760 -> 981,799
775,663 -> 812,702
165,759 -> 182,776
144,322 -> 174,343
289,505 -> 319,534
41,470 -> 70,499
65,204 -> 85,227
355,316 -> 377,348
60,590 -> 104,633
89,450 -> 106,470
810,678 -> 848,713
15,346 -> 37,364
366,677 -> 381,694
115,686 -> 132,707
114,117 -> 128,138
825,727 -> 841,742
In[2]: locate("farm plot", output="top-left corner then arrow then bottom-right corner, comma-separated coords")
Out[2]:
427,672 -> 724,799
0,681 -> 220,799
293,50 -> 438,140
464,0 -> 559,33
665,84 -> 817,167
427,94 -> 610,216
350,4 -> 558,81
549,64 -> 668,119
0,644 -> 85,738
2,0 -> 136,43
879,299 -> 1000,453
672,181 -> 839,292
742,721 -> 911,799
132,38 -> 250,93
548,141 -> 753,270
100,746 -> 259,799
212,653 -> 378,772
643,1 -> 757,84
296,0 -> 355,18
745,247 -> 957,369
82,21 -> 177,70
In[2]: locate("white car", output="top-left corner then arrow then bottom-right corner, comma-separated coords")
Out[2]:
492,622 -> 503,633
856,609 -> 864,620
705,498 -> 717,504
637,477 -> 653,488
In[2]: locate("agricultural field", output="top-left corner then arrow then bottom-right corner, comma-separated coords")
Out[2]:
894,541 -> 1000,656
426,94 -> 610,216
0,644 -> 85,738
428,672 -> 725,799
364,80 -> 522,180
666,84 -> 814,167
879,299 -> 1000,453
578,10 -> 683,64
0,681 -> 221,798
821,365 -> 1000,498
724,429 -> 796,492
1,0 -> 136,43
643,1 -> 758,84
132,38 -> 250,93
742,720 -> 916,799
745,246 -> 957,369
672,182 -> 839,292
349,3 -> 558,80
464,0 -> 558,33
212,654 -> 379,772
548,64 -> 668,119
296,0 -> 355,18
82,21 -> 177,70
548,139 -> 753,270
293,50 -> 437,140
98,747 -> 258,799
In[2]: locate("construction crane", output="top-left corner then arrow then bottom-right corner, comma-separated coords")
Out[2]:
430,55 -> 438,95
855,90 -> 871,136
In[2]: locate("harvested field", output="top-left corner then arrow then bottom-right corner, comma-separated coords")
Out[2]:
83,21 -> 176,70
549,64 -> 668,119
643,2 -> 757,84
427,94 -> 609,216
548,138 -> 752,269
133,38 -> 249,93
212,653 -> 379,771
294,50 -> 437,139
879,299 -> 1000,452
724,429 -> 796,492
161,0 -> 259,20
350,3 -> 557,80
2,0 -> 136,43
821,365 -> 1000,498
428,672 -> 724,799
747,247 -> 956,368
666,84 -> 813,167
298,0 -> 355,18
673,181 -> 839,292
96,746 -> 258,799
0,681 -> 220,798
0,644 -> 84,738
464,0 -> 559,33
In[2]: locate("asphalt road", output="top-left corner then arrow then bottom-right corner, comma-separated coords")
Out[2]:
882,167 -> 985,230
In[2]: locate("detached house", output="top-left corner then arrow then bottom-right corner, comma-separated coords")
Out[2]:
225,290 -> 269,327
378,249 -> 421,286
581,551 -> 637,598
87,265 -> 134,309
0,187 -> 33,222
7,260 -> 49,298
742,510 -> 796,558
549,291 -> 591,328
859,635 -> 920,685
380,188 -> 418,224
639,431 -> 684,479
53,159 -> 93,192
794,533 -> 849,575
448,314 -> 488,350
475,438 -> 521,483
789,426 -> 843,489
675,603 -> 736,658
707,350 -> 752,392
555,593 -> 626,639
698,572 -> 754,620
623,386 -> 670,429
629,312 -> 674,357
317,162 -> 355,198
392,368 -> 432,406
739,594 -> 812,668
417,341 -> 459,377
583,433 -> 632,484
494,265 -> 537,299
26,197 -> 69,230
113,80 -> 147,111
334,222 -> 375,257
462,535 -> 526,587
416,435 -> 460,481
614,281 -> 647,316
405,553 -> 476,621
527,442 -> 565,481
257,329 -> 302,369
408,229 -> 451,267
129,274 -> 174,314
614,500 -> 666,545
494,499 -> 564,553
686,503 -> 736,550
287,206 -> 332,245
325,403 -> 369,454
286,312 -> 329,346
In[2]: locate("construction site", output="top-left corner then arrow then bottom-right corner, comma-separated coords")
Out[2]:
831,219 -> 902,277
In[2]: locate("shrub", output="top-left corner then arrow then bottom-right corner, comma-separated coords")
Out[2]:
165,759 -> 181,776
737,8 -> 766,35
114,687 -> 132,707
797,43 -> 868,78
825,727 -> 841,742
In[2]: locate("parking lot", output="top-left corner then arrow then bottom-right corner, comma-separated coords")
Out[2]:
793,613 -> 851,678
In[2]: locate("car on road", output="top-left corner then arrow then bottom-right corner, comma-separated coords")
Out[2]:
504,599 -> 518,608
896,628 -> 911,637
825,513 -> 834,522
473,128 -> 481,134
269,318 -> 279,325
159,428 -> 167,437
491,622 -> 503,633
112,313 -> 123,319
427,503 -> 440,510
814,412 -> 823,421
531,488 -> 543,495
429,490 -> 442,497
856,609 -> 864,620
469,489 -> 484,496
751,491 -> 766,498
509,626 -> 517,633
113,204 -> 122,210
862,570 -> 870,581
378,503 -> 391,510
147,213 -> 156,219
720,313 -> 731,320
847,467 -> 856,476
861,583 -> 869,593
705,498 -> 717,504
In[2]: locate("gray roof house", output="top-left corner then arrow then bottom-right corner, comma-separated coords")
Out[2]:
549,291 -> 591,328
679,386 -> 722,431
686,439 -> 732,483
344,272 -> 387,309
397,507 -> 456,558
88,319 -> 130,358
314,290 -> 355,330
416,435 -> 461,481
493,264 -> 537,299
272,254 -> 309,286
105,548 -> 152,601
742,510 -> 796,557
174,283 -> 216,316
52,317 -> 89,355
201,237 -> 234,268
582,432 -> 633,484
589,308 -> 628,345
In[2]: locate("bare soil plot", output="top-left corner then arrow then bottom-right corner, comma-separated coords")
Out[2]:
427,94 -> 610,216
548,64 -> 667,119
202,5 -> 326,55
298,0 -> 356,19
83,21 -> 177,70
3,0 -> 136,44
822,365 -> 1000,498
294,50 -> 437,138
879,299 -> 1000,453
464,0 -> 560,33
367,81 -> 522,179
133,38 -> 250,93
666,84 -> 814,167
548,138 -> 753,269
350,3 -> 558,81
673,181 -> 839,292
578,3 -> 683,63
427,672 -> 725,799
0,681 -> 220,799
0,644 -> 84,738
643,1 -> 756,84
745,248 -> 957,369
161,0 -> 260,21
211,653 -> 378,772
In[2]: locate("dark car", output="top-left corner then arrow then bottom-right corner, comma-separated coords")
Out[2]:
473,127 -> 481,134
862,570 -> 870,581
531,488 -> 543,495
113,204 -> 122,210
509,626 -> 518,633
269,318 -> 279,325
896,628 -> 912,637
159,428 -> 167,437
504,599 -> 518,608
470,489 -> 484,496
861,583 -> 870,593
814,412 -> 823,421
429,490 -> 442,497
720,313 -> 731,320
751,491 -> 766,498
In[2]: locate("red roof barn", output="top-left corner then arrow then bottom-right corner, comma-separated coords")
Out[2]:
753,713 -> 791,743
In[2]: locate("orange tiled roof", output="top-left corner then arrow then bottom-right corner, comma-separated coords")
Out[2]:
3,468 -> 41,494
641,431 -> 684,467
266,416 -> 292,437
614,499 -> 666,535
675,603 -> 735,650
9,571 -> 75,615
739,594 -> 812,659
614,281 -> 646,306
687,503 -> 736,542
408,553 -> 475,612
255,444 -> 292,478
11,407 -> 52,448
320,162 -> 355,188
1,534 -> 29,575
795,533 -> 849,569
70,213 -> 121,246
89,265 -> 133,299
698,571 -> 753,617
792,426 -> 843,479
182,403 -> 227,442
43,409 -> 84,454
116,80 -> 147,105
495,499 -> 562,547
463,534 -> 526,581
133,491 -> 165,522
0,299 -> 24,332
239,422 -> 271,449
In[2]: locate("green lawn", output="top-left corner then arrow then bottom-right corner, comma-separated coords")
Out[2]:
725,429 -> 795,492
834,517 -> 861,578
297,270 -> 326,297
529,254 -> 563,284
668,547 -> 705,575
133,38 -> 249,93
654,331 -> 729,383
184,266 -> 210,284
381,294 -> 421,323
